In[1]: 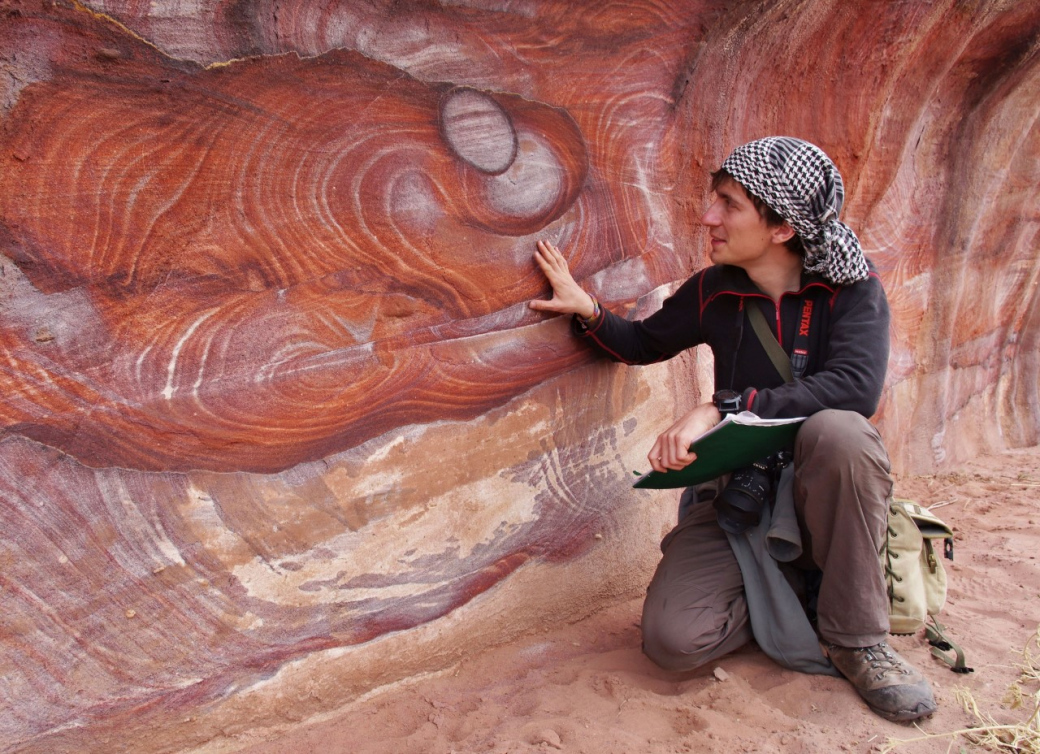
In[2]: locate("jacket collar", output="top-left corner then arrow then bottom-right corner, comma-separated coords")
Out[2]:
712,263 -> 835,297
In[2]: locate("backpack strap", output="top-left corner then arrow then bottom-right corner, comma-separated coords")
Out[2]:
925,617 -> 974,673
746,302 -> 794,383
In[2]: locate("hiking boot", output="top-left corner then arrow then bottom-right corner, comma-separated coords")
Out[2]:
826,641 -> 936,722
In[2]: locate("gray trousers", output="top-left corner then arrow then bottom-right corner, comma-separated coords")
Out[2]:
641,410 -> 892,671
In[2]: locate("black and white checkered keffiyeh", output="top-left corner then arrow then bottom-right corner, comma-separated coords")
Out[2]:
720,137 -> 869,285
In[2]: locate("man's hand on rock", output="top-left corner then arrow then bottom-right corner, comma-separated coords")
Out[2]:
529,240 -> 596,319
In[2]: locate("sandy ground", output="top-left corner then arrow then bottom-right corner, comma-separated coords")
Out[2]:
236,447 -> 1040,754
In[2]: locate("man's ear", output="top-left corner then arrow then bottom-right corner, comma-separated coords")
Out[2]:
772,222 -> 796,245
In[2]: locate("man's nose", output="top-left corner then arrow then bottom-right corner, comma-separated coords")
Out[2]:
700,200 -> 721,226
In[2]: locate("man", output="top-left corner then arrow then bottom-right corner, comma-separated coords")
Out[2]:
529,137 -> 936,722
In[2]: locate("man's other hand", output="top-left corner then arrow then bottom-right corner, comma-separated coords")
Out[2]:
648,402 -> 723,473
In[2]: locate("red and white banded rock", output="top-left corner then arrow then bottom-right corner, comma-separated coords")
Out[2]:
0,8 -> 655,472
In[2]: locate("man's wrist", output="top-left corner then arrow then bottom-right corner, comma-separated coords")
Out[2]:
577,294 -> 600,323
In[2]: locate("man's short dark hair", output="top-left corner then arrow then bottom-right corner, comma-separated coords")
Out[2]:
711,169 -> 805,257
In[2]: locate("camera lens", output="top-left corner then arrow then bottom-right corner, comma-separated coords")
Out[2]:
714,463 -> 773,534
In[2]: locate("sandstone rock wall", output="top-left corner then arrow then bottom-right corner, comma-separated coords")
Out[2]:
1,1 -> 1037,751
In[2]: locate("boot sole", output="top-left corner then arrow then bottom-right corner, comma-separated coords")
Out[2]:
869,700 -> 937,723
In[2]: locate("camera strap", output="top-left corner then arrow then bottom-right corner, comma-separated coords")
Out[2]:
746,299 -> 811,381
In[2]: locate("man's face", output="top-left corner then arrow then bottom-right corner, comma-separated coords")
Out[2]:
701,176 -> 785,270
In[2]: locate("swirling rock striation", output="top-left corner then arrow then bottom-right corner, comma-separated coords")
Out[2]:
0,6 -> 623,472
84,0 -> 1040,465
1,0 -> 697,750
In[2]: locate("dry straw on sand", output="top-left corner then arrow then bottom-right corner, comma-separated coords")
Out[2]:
883,626 -> 1040,753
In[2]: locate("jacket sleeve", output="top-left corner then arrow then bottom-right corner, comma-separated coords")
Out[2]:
573,272 -> 707,365
744,272 -> 890,419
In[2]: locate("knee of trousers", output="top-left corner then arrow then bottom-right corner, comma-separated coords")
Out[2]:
641,598 -> 750,671
795,409 -> 890,476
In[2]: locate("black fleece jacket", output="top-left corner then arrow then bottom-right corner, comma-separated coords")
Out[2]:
575,262 -> 891,419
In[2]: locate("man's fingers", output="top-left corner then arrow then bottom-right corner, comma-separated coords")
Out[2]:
532,240 -> 597,318
663,450 -> 696,471
647,439 -> 666,473
528,298 -> 564,313
534,242 -> 568,277
649,441 -> 676,472
537,240 -> 567,268
649,433 -> 697,472
647,402 -> 718,474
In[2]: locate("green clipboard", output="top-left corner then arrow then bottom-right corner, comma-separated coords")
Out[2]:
633,412 -> 806,490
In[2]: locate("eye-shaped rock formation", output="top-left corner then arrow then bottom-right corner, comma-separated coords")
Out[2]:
0,14 -> 609,473
0,1 -> 692,749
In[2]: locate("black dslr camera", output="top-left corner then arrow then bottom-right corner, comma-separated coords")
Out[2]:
713,451 -> 790,534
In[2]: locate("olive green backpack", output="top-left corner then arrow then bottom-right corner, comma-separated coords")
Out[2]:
883,499 -> 972,672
